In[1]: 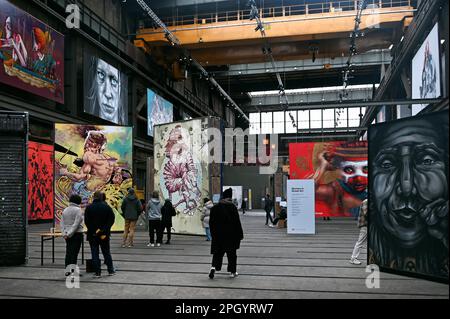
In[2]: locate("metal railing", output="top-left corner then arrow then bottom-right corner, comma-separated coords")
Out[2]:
140,0 -> 412,29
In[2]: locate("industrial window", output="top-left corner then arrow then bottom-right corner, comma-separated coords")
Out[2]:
273,112 -> 285,134
322,109 -> 335,128
285,111 -> 297,133
297,110 -> 310,129
261,112 -> 273,134
310,110 -> 322,129
249,113 -> 261,135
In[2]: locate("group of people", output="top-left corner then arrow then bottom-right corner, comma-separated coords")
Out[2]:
60,184 -> 367,281
60,188 -> 177,278
61,191 -> 116,278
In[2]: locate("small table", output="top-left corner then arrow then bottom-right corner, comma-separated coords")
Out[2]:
39,233 -> 84,266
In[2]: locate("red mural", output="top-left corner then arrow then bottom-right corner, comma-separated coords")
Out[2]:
28,141 -> 54,221
289,141 -> 368,218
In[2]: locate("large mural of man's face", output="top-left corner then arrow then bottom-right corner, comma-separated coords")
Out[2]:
369,111 -> 448,281
96,59 -> 120,123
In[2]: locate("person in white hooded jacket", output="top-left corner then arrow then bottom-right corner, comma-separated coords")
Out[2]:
201,198 -> 213,241
60,195 -> 84,275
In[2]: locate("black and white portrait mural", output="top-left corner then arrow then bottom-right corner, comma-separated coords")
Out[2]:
412,23 -> 441,115
368,110 -> 449,282
84,54 -> 128,125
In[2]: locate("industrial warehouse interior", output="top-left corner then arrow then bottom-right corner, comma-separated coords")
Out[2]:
0,0 -> 448,309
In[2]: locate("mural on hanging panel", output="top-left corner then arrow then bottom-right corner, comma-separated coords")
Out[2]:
0,0 -> 64,103
28,141 -> 54,221
147,88 -> 173,137
289,141 -> 368,218
83,52 -> 128,125
54,124 -> 133,232
368,110 -> 448,282
154,118 -> 213,235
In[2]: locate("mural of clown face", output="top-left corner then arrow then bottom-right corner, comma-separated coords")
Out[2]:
339,160 -> 368,192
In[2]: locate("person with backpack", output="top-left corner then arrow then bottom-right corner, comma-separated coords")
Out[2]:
161,199 -> 176,245
146,191 -> 163,247
120,188 -> 143,248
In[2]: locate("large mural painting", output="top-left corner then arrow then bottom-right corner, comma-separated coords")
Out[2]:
54,124 -> 133,231
28,141 -> 54,221
368,111 -> 448,282
289,141 -> 368,218
154,117 -> 222,235
0,0 -> 64,103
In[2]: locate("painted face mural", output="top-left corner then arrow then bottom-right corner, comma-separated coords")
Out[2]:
289,141 -> 368,217
369,111 -> 449,281
339,160 -> 368,192
96,59 -> 120,123
84,55 -> 128,125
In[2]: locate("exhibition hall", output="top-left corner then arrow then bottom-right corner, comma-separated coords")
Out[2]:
0,0 -> 448,302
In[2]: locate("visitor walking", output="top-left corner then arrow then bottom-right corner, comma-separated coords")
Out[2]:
264,194 -> 274,226
241,199 -> 247,215
120,188 -> 143,248
208,188 -> 244,279
201,198 -> 213,241
350,199 -> 368,265
84,191 -> 116,278
147,191 -> 163,247
61,194 -> 84,276
161,199 -> 176,244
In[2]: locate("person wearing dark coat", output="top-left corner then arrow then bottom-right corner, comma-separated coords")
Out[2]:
84,191 -> 116,278
208,188 -> 244,279
121,188 -> 143,247
161,199 -> 176,244
264,194 -> 274,226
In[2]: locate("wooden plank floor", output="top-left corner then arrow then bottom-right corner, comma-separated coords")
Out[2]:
0,211 -> 448,299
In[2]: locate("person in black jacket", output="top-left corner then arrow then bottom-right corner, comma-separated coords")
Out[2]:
161,199 -> 176,245
208,188 -> 244,279
84,191 -> 116,278
264,194 -> 274,226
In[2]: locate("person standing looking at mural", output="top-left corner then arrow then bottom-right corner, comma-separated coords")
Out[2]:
350,199 -> 368,265
147,191 -> 163,247
120,188 -> 142,248
208,188 -> 244,279
264,194 -> 274,226
60,194 -> 84,276
161,199 -> 176,245
85,191 -> 116,278
201,198 -> 213,241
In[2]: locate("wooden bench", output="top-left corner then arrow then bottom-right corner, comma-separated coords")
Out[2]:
38,232 -> 84,266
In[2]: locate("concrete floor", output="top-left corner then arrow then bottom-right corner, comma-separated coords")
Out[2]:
0,211 -> 448,299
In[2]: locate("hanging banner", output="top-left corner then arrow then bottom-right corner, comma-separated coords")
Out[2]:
28,141 -> 54,221
54,124 -> 133,232
368,110 -> 448,282
0,0 -> 64,103
289,141 -> 368,218
287,179 -> 315,235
